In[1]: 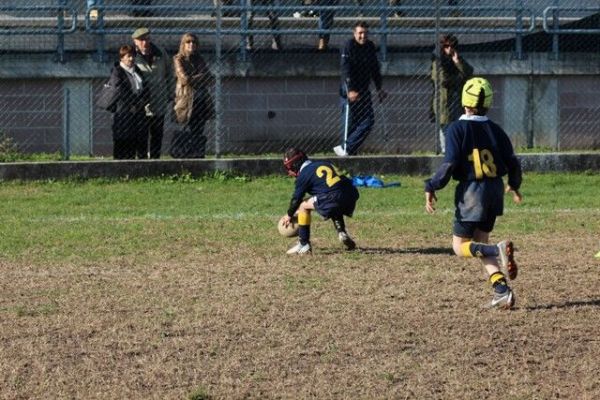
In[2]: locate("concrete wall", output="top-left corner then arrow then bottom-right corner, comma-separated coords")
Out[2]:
1,153 -> 600,182
1,51 -> 600,156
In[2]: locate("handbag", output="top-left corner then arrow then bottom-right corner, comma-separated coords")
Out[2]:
97,80 -> 118,112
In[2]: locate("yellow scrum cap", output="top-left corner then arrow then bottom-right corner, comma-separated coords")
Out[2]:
462,77 -> 493,109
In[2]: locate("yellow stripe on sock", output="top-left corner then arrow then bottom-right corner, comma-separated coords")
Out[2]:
489,272 -> 505,285
460,241 -> 474,257
298,211 -> 311,226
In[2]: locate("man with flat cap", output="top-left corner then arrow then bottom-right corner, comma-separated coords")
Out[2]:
132,27 -> 173,158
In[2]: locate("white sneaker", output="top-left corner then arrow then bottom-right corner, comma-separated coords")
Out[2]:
333,145 -> 348,157
286,242 -> 312,255
338,232 -> 356,250
490,287 -> 515,309
497,240 -> 518,280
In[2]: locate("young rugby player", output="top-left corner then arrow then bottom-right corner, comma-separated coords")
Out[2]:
282,148 -> 359,254
424,77 -> 523,309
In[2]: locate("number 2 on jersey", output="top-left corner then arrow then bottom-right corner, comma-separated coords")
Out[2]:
468,148 -> 497,179
316,165 -> 341,187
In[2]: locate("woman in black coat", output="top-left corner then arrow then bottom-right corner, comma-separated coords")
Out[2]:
106,45 -> 149,159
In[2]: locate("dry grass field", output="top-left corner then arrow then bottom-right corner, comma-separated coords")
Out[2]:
0,173 -> 599,399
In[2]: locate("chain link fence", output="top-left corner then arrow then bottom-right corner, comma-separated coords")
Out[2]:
0,0 -> 599,160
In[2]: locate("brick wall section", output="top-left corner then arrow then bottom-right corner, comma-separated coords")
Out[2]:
0,80 -> 63,154
559,76 -> 600,150
2,74 -> 600,156
219,76 -> 439,154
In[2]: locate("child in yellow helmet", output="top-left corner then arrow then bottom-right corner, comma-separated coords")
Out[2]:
424,77 -> 523,309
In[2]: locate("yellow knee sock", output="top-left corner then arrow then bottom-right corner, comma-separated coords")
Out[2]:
459,241 -> 474,257
297,211 -> 311,226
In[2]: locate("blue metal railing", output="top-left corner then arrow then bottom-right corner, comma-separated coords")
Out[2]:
6,3 -> 598,61
542,7 -> 600,58
0,3 -> 78,62
542,7 -> 600,33
85,3 -> 536,61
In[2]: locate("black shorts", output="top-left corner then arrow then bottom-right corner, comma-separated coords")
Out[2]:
453,218 -> 497,237
314,186 -> 359,219
453,178 -> 503,237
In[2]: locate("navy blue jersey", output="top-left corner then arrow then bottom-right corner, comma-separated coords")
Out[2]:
425,115 -> 522,193
293,160 -> 353,199
287,160 -> 358,218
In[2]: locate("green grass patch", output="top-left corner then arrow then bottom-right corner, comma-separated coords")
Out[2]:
0,172 -> 598,264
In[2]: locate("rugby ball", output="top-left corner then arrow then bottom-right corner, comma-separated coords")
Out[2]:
278,215 -> 299,237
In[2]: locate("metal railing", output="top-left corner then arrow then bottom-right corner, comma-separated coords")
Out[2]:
1,3 -> 598,60
2,1 -> 600,160
85,3 -> 536,60
0,3 -> 78,62
542,7 -> 600,58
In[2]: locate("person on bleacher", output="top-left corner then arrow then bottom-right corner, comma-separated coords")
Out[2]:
246,0 -> 283,51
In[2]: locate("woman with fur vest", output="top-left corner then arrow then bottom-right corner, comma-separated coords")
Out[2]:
173,33 -> 214,158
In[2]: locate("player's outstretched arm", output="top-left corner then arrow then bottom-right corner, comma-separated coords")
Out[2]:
505,185 -> 522,204
425,191 -> 437,214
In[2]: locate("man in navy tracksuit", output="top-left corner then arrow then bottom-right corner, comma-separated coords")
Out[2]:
424,77 -> 523,309
333,21 -> 387,157
282,148 -> 359,254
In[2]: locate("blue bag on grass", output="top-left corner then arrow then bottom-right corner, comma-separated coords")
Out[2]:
352,175 -> 400,188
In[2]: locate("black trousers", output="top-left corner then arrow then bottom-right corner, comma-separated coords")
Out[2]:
147,115 -> 165,159
112,111 -> 147,160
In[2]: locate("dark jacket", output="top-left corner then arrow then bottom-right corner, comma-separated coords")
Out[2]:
108,63 -> 148,139
340,38 -> 382,95
431,51 -> 474,125
134,43 -> 173,117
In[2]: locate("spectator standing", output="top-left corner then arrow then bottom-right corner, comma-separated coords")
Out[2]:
431,33 -> 473,153
132,27 -> 173,158
87,0 -> 98,16
246,0 -> 283,51
333,21 -> 386,156
173,33 -> 215,158
107,45 -> 148,159
317,0 -> 336,51
424,77 -> 522,309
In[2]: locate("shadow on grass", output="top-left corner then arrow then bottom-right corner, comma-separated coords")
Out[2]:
525,298 -> 600,311
359,247 -> 454,255
319,247 -> 454,255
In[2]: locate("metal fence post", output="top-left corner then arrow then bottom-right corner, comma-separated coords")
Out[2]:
89,0 -> 107,62
56,0 -> 67,63
240,0 -> 249,61
513,0 -> 524,60
551,0 -> 560,59
63,87 -> 71,160
433,0 -> 441,154
379,0 -> 388,62
215,0 -> 223,157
